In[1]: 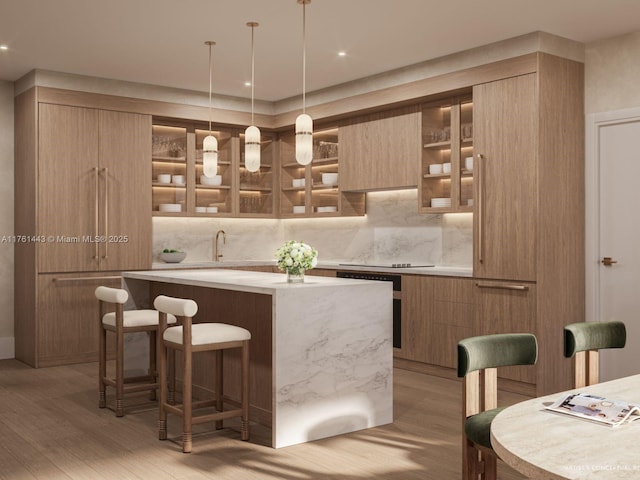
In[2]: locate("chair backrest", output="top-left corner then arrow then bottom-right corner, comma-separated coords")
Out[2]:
154,295 -> 198,318
95,286 -> 128,304
458,333 -> 538,418
564,321 -> 626,388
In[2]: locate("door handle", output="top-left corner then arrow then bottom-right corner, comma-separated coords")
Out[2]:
476,153 -> 485,264
601,257 -> 618,267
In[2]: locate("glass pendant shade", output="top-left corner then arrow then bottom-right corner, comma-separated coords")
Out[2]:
244,125 -> 261,172
202,134 -> 218,177
295,113 -> 313,165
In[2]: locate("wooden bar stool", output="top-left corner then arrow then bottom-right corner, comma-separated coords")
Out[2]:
457,333 -> 538,480
154,295 -> 251,453
564,321 -> 626,388
95,286 -> 177,417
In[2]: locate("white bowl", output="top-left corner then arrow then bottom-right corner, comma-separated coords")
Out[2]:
195,206 -> 206,213
206,206 -> 218,213
442,162 -> 452,174
428,164 -> 443,175
321,173 -> 339,185
157,174 -> 171,184
159,251 -> 186,263
201,175 -> 222,186
172,174 -> 185,185
292,178 -> 305,188
158,203 -> 181,212
292,205 -> 305,214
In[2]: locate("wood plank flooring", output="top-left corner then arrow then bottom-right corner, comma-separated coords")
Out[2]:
0,359 -> 527,479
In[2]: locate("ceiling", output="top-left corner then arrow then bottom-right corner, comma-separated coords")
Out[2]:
2,0 -> 640,102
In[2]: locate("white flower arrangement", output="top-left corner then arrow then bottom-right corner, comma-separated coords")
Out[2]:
275,240 -> 318,275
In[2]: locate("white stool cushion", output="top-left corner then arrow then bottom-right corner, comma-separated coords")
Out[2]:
154,295 -> 198,317
95,286 -> 128,304
164,323 -> 251,346
102,309 -> 177,328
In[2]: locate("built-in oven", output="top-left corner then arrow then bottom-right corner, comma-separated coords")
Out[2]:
336,271 -> 402,349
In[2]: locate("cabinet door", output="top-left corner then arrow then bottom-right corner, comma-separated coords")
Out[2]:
37,273 -> 121,367
340,108 -> 420,191
474,280 -> 537,384
38,104 -> 100,273
99,110 -> 152,271
473,75 -> 537,281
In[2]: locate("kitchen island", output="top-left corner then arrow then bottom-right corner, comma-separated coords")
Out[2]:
121,269 -> 393,448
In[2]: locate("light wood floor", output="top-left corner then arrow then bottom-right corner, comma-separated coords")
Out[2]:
0,359 -> 527,480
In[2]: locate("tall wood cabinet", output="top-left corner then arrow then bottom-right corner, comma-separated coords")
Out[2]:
472,54 -> 585,396
15,88 -> 152,367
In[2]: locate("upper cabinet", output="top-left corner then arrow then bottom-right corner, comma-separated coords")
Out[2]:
473,74 -> 537,282
340,106 -> 421,191
279,126 -> 365,217
38,104 -> 151,273
419,97 -> 474,213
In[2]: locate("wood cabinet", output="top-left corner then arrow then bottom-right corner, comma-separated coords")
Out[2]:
474,280 -> 537,384
38,104 -> 151,273
472,54 -> 585,395
400,275 -> 474,368
279,127 -> 365,217
473,74 -> 537,282
340,106 -> 421,191
36,273 -> 121,367
14,89 -> 152,367
419,97 -> 474,212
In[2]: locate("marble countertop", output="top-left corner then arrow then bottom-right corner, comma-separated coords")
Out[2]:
151,260 -> 473,277
123,268 -> 386,295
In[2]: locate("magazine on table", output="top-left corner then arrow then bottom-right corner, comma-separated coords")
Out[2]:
545,393 -> 640,427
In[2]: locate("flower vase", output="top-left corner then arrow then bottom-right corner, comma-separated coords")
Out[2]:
286,271 -> 305,283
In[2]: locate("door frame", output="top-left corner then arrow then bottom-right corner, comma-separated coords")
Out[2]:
585,106 -> 640,324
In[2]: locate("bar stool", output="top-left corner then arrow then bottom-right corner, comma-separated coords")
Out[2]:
564,321 -> 626,388
457,333 -> 538,480
95,286 -> 177,417
154,295 -> 251,453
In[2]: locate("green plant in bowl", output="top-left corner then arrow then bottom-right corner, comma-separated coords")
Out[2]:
160,249 -> 186,263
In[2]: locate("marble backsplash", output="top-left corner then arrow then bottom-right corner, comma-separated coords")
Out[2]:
152,189 -> 472,267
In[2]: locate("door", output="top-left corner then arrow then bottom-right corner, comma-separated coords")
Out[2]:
473,75 -> 537,281
38,104 -> 100,273
99,110 -> 152,271
591,113 -> 640,381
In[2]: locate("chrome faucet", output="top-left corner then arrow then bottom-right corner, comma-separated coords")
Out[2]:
214,230 -> 226,262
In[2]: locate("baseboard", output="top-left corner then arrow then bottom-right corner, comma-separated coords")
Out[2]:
0,336 -> 15,360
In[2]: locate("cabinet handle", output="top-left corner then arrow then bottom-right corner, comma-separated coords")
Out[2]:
102,167 -> 109,260
476,282 -> 529,291
476,154 -> 485,264
93,167 -> 100,264
54,275 -> 122,283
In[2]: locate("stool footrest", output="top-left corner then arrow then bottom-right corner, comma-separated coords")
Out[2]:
192,408 -> 243,426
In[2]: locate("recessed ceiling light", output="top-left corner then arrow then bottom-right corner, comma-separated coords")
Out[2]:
338,51 -> 346,57
0,45 -> 8,51
244,81 -> 251,87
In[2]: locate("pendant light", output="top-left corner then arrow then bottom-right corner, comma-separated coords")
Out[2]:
244,22 -> 261,173
203,41 -> 218,178
295,0 -> 313,165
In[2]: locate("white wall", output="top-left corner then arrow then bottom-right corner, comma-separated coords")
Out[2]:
586,31 -> 640,114
0,80 -> 14,359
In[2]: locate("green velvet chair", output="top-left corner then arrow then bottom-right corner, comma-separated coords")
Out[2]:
457,333 -> 538,480
564,321 -> 626,388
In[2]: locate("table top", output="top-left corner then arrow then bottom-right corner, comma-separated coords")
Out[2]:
491,374 -> 640,479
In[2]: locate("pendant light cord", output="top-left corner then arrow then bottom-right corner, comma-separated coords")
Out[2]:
208,43 -> 213,135
302,1 -> 306,114
251,25 -> 255,124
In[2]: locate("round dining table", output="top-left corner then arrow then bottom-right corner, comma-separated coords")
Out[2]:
491,374 -> 640,479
